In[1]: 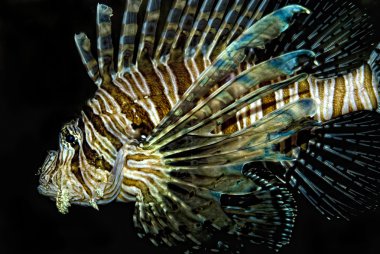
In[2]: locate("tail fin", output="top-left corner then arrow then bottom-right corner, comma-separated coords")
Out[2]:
280,110 -> 380,220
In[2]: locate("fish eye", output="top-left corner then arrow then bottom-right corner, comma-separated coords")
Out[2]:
65,134 -> 76,144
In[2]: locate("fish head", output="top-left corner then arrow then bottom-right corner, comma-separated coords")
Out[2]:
37,118 -> 121,214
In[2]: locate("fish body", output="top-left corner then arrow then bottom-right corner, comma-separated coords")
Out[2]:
38,0 -> 380,251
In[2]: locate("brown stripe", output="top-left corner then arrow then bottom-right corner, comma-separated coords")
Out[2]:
127,167 -> 165,178
167,61 -> 192,96
94,95 -> 107,113
123,178 -> 153,201
156,64 -> 177,103
81,131 -> 113,172
283,87 -> 290,105
317,79 -> 325,121
133,66 -> 171,119
364,64 -> 378,109
126,153 -> 160,161
245,105 -> 251,127
298,80 -> 311,99
260,81 -> 277,116
119,72 -> 144,99
352,69 -> 364,111
194,54 -> 206,74
101,82 -> 155,131
332,76 -> 346,118
82,105 -> 123,150
221,115 -> 238,134
70,149 -> 92,195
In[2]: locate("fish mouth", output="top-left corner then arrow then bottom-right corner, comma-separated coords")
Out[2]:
37,150 -> 58,192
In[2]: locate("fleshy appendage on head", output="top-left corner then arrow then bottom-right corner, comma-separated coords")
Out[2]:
37,119 -> 123,214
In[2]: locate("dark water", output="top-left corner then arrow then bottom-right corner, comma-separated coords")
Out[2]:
1,0 -> 380,253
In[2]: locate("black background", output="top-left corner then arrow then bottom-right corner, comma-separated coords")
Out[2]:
1,0 -> 380,253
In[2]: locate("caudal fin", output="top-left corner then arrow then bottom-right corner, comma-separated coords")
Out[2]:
281,110 -> 380,220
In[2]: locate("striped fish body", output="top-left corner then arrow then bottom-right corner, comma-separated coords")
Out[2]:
38,0 -> 380,251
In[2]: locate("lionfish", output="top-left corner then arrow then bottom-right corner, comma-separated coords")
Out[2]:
38,0 -> 380,252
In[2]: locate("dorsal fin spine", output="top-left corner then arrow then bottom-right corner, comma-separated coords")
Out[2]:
118,0 -> 143,72
137,0 -> 162,65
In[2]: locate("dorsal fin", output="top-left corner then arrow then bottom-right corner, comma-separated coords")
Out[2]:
147,5 -> 312,147
96,4 -> 115,82
170,0 -> 199,59
118,0 -> 143,72
205,0 -> 246,60
184,0 -> 215,59
225,0 -> 270,47
154,0 -> 187,63
194,0 -> 230,62
136,0 -> 162,64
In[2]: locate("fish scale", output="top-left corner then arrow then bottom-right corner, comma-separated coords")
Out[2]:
37,0 -> 380,252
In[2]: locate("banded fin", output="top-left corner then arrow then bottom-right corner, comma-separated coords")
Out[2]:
118,0 -> 143,71
206,0 -> 246,60
147,5 -> 313,147
170,0 -> 199,57
280,110 -> 380,220
184,0 -> 216,59
120,154 -> 297,251
260,0 -> 377,78
137,0 -> 162,63
74,33 -> 101,86
154,0 -> 187,62
161,99 -> 317,167
147,50 -> 316,149
96,4 -> 115,82
225,0 -> 270,48
75,4 -> 116,84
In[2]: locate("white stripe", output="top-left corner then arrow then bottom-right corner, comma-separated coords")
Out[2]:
240,106 -> 248,128
184,59 -> 196,83
152,61 -> 175,107
326,78 -> 335,120
203,56 -> 212,68
348,72 -> 358,111
308,77 -> 321,121
249,100 -> 257,124
236,112 -> 242,131
114,73 -> 138,100
88,98 -> 102,115
358,65 -> 373,109
191,58 -> 200,79
82,113 -> 117,164
289,82 -> 299,103
165,63 -> 180,103
131,66 -> 150,95
97,89 -> 118,114
256,99 -> 263,121
119,185 -> 140,202
100,114 -> 130,143
274,88 -> 285,109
